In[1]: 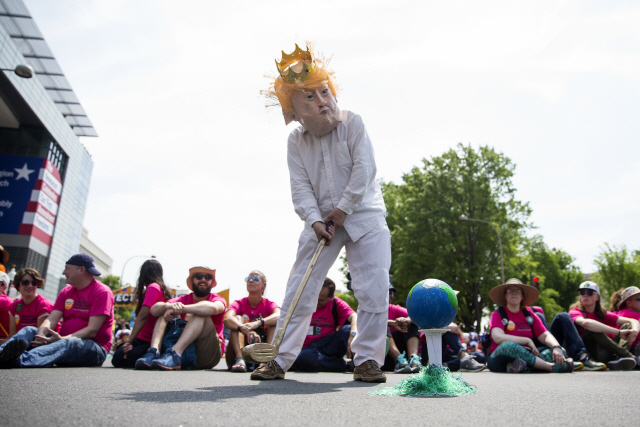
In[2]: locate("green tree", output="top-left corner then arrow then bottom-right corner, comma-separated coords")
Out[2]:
335,290 -> 358,311
101,275 -> 121,291
592,244 -> 640,302
382,144 -> 532,331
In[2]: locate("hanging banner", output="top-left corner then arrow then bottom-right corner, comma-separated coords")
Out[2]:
112,286 -> 178,307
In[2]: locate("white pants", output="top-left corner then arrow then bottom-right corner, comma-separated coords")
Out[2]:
275,221 -> 391,371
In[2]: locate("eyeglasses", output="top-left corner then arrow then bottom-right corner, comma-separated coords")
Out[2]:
20,279 -> 38,287
245,276 -> 261,282
579,289 -> 595,296
506,289 -> 522,294
194,273 -> 213,281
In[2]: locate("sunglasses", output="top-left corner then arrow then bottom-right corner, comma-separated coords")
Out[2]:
506,289 -> 522,294
579,289 -> 595,296
20,279 -> 38,287
194,273 -> 213,281
245,276 -> 261,282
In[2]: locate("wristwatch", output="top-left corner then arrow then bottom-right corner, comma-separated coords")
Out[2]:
350,332 -> 357,337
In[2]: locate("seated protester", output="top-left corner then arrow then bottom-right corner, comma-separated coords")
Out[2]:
531,305 -> 605,371
569,281 -> 639,370
384,282 -> 422,373
0,254 -> 114,368
135,266 -> 226,370
0,271 -> 13,344
9,269 -> 55,334
487,278 -> 573,373
112,259 -> 172,368
611,286 -> 640,361
289,278 -> 356,372
421,322 -> 486,372
223,270 -> 280,372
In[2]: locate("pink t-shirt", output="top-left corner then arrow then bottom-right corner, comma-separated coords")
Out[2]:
569,307 -> 619,338
9,294 -> 53,332
303,297 -> 354,348
229,297 -> 279,323
615,308 -> 640,348
137,283 -> 167,342
0,294 -> 12,338
169,292 -> 227,353
489,307 -> 547,353
53,279 -> 115,352
388,304 -> 409,335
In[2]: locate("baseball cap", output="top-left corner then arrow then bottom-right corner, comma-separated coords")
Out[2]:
66,254 -> 101,276
577,281 -> 600,296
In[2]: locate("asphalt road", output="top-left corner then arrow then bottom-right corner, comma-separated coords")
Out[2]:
1,356 -> 637,427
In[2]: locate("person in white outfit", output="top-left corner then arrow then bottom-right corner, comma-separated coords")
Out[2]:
251,44 -> 390,383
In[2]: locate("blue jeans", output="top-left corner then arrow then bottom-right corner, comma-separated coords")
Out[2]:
420,332 -> 486,371
547,312 -> 587,360
291,325 -> 351,372
0,326 -> 106,368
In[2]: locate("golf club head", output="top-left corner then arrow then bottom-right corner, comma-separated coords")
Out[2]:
242,343 -> 278,363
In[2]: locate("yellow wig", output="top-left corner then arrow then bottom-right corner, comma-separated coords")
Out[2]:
262,43 -> 338,124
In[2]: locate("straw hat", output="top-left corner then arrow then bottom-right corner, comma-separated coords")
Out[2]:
489,278 -> 539,307
185,266 -> 216,290
617,286 -> 640,310
0,245 -> 8,264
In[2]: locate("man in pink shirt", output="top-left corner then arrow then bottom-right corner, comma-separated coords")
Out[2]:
0,254 -> 114,368
224,270 -> 280,372
134,266 -> 226,370
286,278 -> 357,372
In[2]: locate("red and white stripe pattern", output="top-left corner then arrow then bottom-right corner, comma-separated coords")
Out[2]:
18,159 -> 62,246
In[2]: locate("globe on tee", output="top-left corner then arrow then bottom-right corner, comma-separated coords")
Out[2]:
406,279 -> 458,329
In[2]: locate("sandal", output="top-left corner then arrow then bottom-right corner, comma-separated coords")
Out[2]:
231,357 -> 247,372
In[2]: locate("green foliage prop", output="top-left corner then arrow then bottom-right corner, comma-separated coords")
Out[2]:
368,365 -> 476,397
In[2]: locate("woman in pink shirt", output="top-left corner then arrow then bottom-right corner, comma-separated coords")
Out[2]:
568,281 -> 639,370
112,260 -> 172,368
610,286 -> 640,359
8,269 -> 54,333
487,279 -> 573,373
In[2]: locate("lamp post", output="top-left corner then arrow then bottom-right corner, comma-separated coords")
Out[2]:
458,215 -> 505,283
1,64 -> 34,78
120,255 -> 156,288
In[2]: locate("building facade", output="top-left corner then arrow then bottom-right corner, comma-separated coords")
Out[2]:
0,0 -> 99,301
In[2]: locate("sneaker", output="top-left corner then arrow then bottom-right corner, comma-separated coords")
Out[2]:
0,339 -> 29,368
460,356 -> 486,372
393,351 -> 411,374
552,358 -> 574,373
250,360 -> 285,380
408,354 -> 423,373
607,357 -> 636,371
152,348 -> 182,371
581,357 -> 606,371
354,360 -> 387,383
572,360 -> 584,371
506,358 -> 527,373
135,348 -> 160,370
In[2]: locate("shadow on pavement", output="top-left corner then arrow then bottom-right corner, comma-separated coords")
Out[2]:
115,380 -> 378,403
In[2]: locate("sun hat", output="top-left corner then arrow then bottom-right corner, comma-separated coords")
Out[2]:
186,266 -> 216,290
66,253 -> 101,276
577,281 -> 600,296
0,245 -> 8,264
617,286 -> 640,310
489,278 -> 539,307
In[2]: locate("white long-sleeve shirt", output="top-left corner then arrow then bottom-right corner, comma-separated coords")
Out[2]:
287,110 -> 386,242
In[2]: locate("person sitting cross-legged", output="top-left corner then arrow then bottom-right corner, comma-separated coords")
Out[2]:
286,278 -> 357,373
569,282 -> 639,370
134,266 -> 226,371
223,270 -> 280,372
0,254 -> 114,368
487,278 -> 573,374
384,282 -> 422,373
611,286 -> 640,364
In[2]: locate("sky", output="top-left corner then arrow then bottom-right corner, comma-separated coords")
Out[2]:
23,0 -> 640,306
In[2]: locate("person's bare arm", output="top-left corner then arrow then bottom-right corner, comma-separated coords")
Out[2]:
223,309 -> 240,330
150,302 -> 172,317
121,306 -> 151,355
574,316 -> 618,335
35,315 -> 107,345
491,326 -> 540,356
182,301 -> 225,317
617,317 -> 640,343
36,314 -> 49,328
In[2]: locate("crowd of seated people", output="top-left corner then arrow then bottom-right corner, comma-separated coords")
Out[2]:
2,254 -> 640,375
